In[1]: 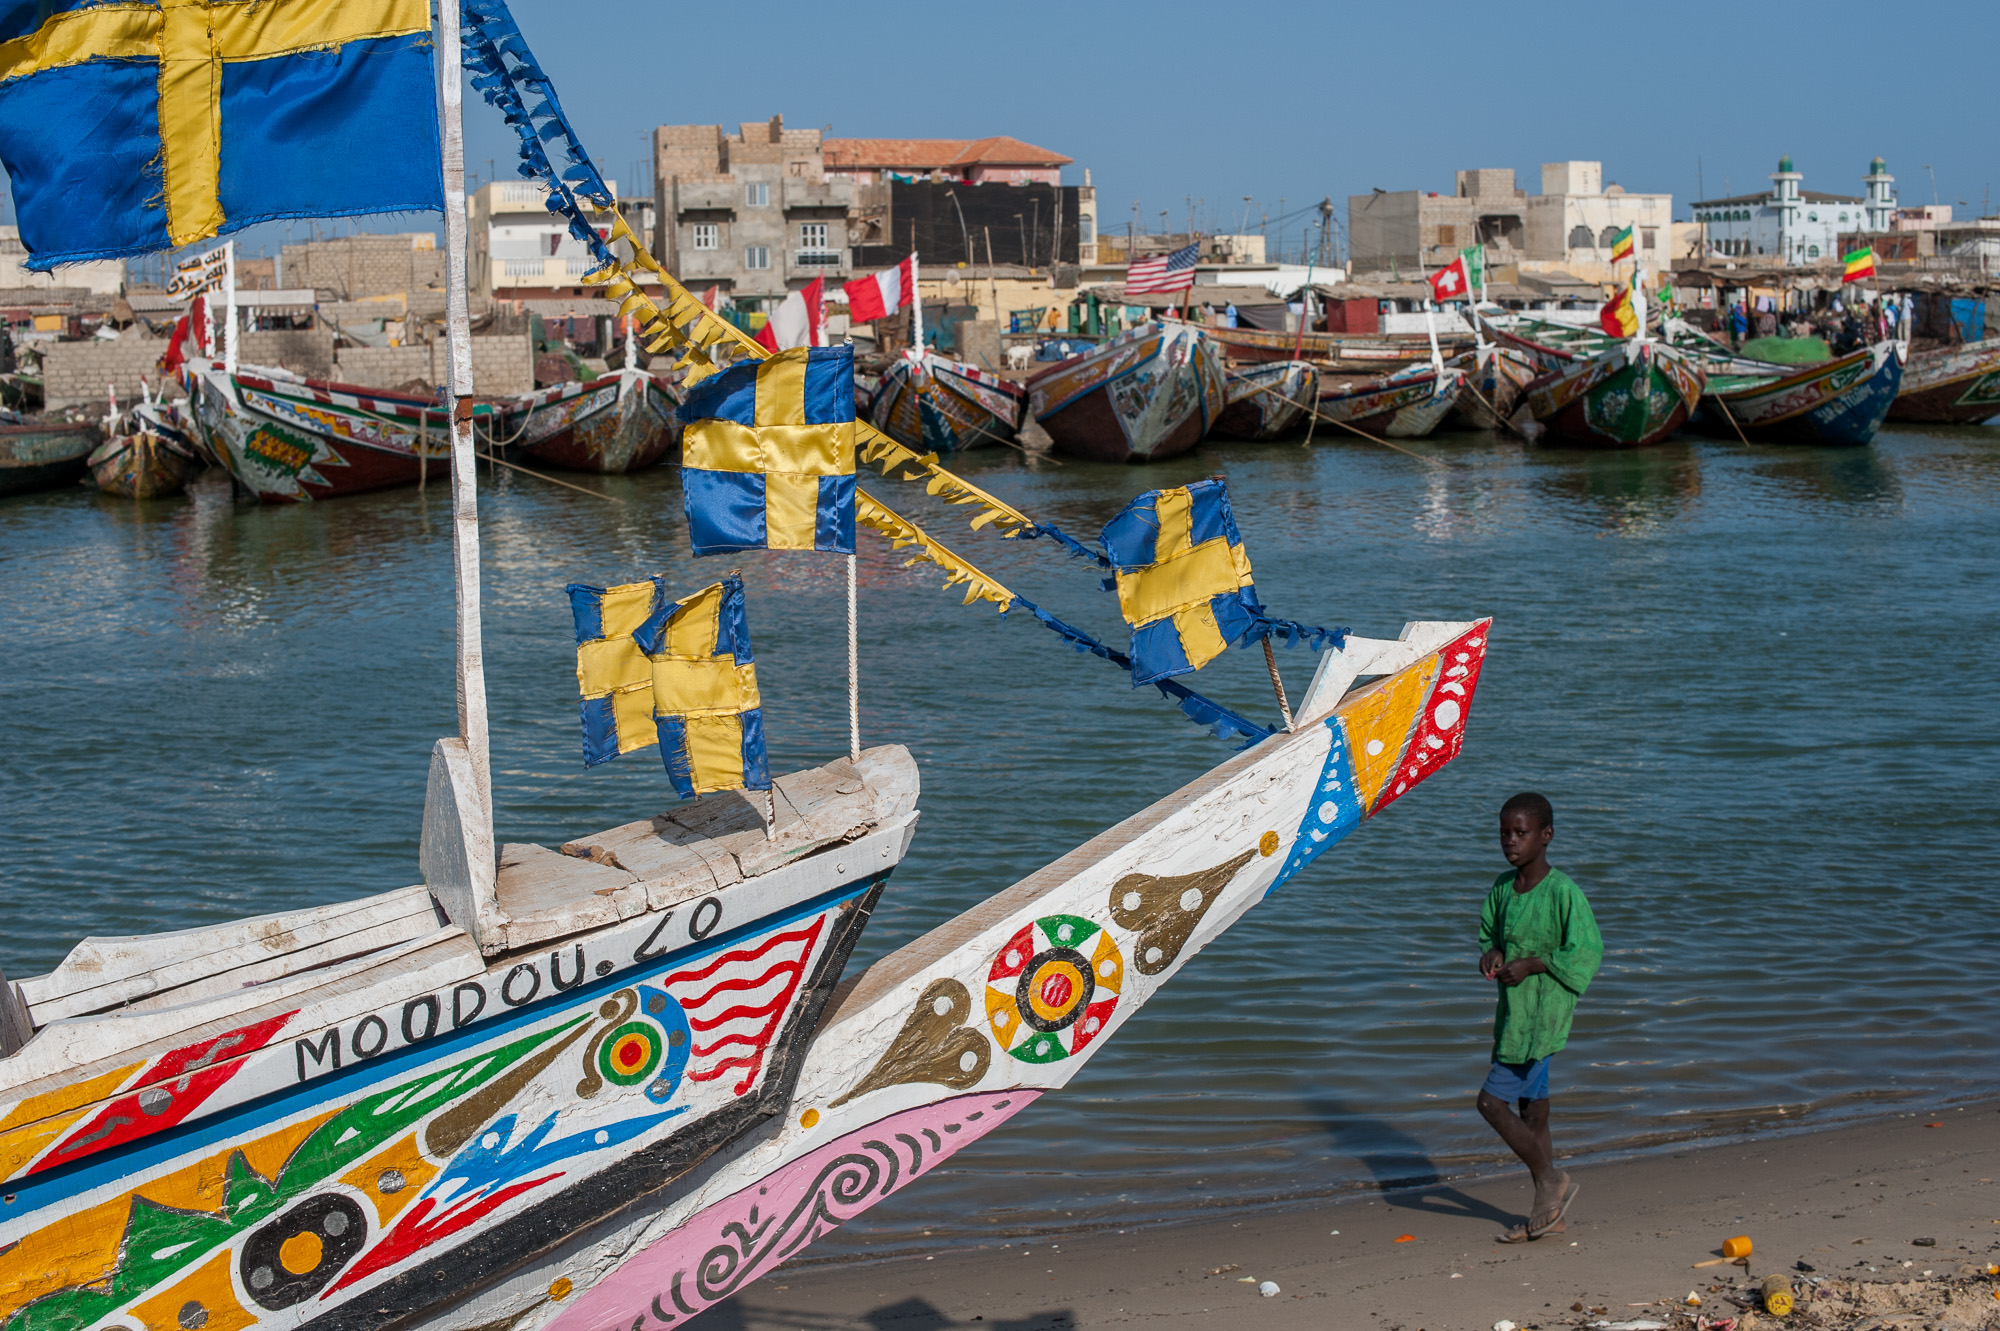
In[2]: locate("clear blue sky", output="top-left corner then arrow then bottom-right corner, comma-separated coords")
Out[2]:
5,0 -> 1995,265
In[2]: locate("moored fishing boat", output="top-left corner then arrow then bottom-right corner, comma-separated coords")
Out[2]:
870,350 -> 1027,452
1494,314 -> 1705,449
1447,342 -> 1535,431
1026,321 -> 1224,462
87,400 -> 206,498
182,359 -> 475,503
1212,360 -> 1318,441
503,366 -> 681,473
1693,341 -> 1903,446
1317,365 -> 1464,438
1209,323 -> 1474,373
1886,336 -> 2000,424
0,420 -> 100,497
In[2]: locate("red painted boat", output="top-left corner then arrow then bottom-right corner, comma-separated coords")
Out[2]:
1026,322 -> 1224,462
1886,337 -> 2000,424
1317,366 -> 1464,438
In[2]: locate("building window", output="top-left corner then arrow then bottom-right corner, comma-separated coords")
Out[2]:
1437,224 -> 1456,245
745,182 -> 769,207
692,224 -> 718,250
1808,244 -> 1821,258
745,246 -> 770,270
799,222 -> 828,249
1080,215 -> 1095,243
1642,228 -> 1657,250
1598,225 -> 1623,248
1569,225 -> 1595,249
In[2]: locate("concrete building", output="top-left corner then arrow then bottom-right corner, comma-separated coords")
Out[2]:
467,180 -> 656,302
1523,161 -> 1671,279
650,116 -> 854,310
1690,156 -> 1885,264
0,228 -> 124,294
1347,188 -> 1474,275
821,137 -> 1071,186
278,234 -> 442,301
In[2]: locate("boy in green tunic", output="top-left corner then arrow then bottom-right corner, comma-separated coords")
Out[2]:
1477,792 -> 1602,1242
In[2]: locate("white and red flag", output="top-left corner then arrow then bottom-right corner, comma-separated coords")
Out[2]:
755,275 -> 825,351
1427,256 -> 1471,303
842,255 -> 913,323
1126,241 -> 1198,295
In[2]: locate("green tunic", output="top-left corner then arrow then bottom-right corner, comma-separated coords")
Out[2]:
1478,868 -> 1602,1064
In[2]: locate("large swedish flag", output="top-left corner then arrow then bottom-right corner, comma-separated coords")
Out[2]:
1100,479 -> 1260,686
679,345 -> 856,556
0,0 -> 443,268
568,573 -> 770,797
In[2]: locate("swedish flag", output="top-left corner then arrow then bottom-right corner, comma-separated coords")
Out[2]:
680,346 -> 856,556
0,0 -> 443,268
1100,479 -> 1261,686
566,574 -> 770,796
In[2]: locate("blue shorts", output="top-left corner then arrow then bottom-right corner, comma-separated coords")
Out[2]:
1483,1056 -> 1552,1103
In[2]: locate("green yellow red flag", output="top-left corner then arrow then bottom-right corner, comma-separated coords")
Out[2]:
1842,246 -> 1877,283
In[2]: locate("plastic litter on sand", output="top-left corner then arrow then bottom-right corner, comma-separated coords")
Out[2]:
1259,1281 -> 1280,1297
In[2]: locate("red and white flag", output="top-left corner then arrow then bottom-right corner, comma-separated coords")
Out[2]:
756,276 -> 825,351
842,255 -> 913,323
699,285 -> 720,310
1427,256 -> 1471,303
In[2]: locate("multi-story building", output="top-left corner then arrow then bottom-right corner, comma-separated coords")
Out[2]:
821,137 -> 1071,186
1349,163 -> 1668,280
279,233 -> 444,301
1690,156 -> 1890,264
468,181 -> 657,302
649,116 -> 853,310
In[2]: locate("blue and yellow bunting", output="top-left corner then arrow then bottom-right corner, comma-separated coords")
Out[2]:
1100,480 -> 1260,685
680,346 -> 857,556
566,573 -> 770,797
0,0 -> 443,268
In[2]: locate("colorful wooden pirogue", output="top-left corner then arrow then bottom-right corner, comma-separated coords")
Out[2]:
503,365 -> 682,474
1490,314 -> 1705,448
869,350 -> 1027,453
1212,360 -> 1318,441
87,399 -> 206,499
1886,336 -> 2000,424
1690,340 -> 1904,446
1316,364 -> 1464,439
1448,343 -> 1536,432
1026,321 -> 1224,462
1207,324 -> 1475,374
0,6 -> 1494,1331
0,420 -> 100,498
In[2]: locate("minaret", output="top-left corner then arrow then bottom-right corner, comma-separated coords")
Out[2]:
1770,154 -> 1803,262
1863,156 -> 1897,233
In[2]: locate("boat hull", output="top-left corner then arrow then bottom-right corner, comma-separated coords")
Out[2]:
509,371 -> 680,473
0,751 -> 921,1331
1212,360 -> 1317,441
1885,337 -> 2000,423
87,433 -> 204,498
1318,367 -> 1463,438
185,363 -> 455,503
0,423 -> 100,497
1524,341 -> 1703,448
1208,324 -> 1473,373
1695,342 -> 1903,446
870,353 -> 1026,453
1027,323 -> 1224,462
1448,345 -> 1534,430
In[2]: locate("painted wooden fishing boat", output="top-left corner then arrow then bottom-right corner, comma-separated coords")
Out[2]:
0,373 -> 43,413
1692,341 -> 1904,446
1209,323 -> 1474,373
1211,360 -> 1318,441
182,360 -> 483,503
1447,343 -> 1535,431
1493,316 -> 1705,449
0,421 -> 100,497
1027,322 -> 1224,462
869,351 -> 1027,453
504,368 -> 681,473
87,402 -> 206,498
1885,336 -> 2000,424
1317,365 -> 1464,438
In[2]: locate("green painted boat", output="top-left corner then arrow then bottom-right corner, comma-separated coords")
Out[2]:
1487,315 -> 1705,448
0,421 -> 101,497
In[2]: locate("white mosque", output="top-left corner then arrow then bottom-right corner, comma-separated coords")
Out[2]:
1692,155 -> 1899,262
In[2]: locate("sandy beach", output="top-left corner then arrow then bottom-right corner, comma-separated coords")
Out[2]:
690,1102 -> 2000,1329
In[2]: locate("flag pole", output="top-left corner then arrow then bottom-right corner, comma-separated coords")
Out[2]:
847,553 -> 860,763
1415,254 -> 1444,377
223,238 -> 238,376
432,0 -> 494,857
910,253 -> 923,356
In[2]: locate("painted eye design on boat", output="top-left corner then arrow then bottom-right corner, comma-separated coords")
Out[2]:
240,1194 -> 368,1310
985,915 -> 1124,1064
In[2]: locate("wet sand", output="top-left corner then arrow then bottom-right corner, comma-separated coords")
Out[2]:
691,1102 -> 2000,1329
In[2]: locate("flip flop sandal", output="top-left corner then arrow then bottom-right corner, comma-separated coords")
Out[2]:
1495,1223 -> 1536,1244
1528,1179 -> 1581,1238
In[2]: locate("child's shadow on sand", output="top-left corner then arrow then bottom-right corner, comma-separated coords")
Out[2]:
1304,1093 -> 1519,1226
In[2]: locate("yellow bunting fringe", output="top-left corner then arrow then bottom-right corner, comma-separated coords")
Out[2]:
580,206 -> 1040,536
856,489 -> 1015,612
856,427 -> 1038,536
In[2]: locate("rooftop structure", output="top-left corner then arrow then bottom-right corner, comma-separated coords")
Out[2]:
1691,156 -> 1889,264
822,137 -> 1072,186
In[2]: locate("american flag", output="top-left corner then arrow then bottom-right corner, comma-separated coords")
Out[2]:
1125,242 -> 1199,295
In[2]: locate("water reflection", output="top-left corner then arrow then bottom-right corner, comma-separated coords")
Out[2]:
1530,442 -> 1704,534
1745,446 -> 1903,508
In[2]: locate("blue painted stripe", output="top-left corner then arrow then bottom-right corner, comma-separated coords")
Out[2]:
1,874 -> 885,1219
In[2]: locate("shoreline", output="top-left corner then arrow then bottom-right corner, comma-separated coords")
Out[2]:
688,1097 -> 2000,1329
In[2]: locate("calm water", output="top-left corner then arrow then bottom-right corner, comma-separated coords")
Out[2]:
3,425 -> 1997,1259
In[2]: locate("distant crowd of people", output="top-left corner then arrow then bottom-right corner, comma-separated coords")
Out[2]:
1725,295 -> 1903,354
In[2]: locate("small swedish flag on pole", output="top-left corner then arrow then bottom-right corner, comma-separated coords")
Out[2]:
567,573 -> 770,797
1100,479 -> 1261,686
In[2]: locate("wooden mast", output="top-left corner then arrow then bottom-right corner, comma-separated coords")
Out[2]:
419,0 -> 499,948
